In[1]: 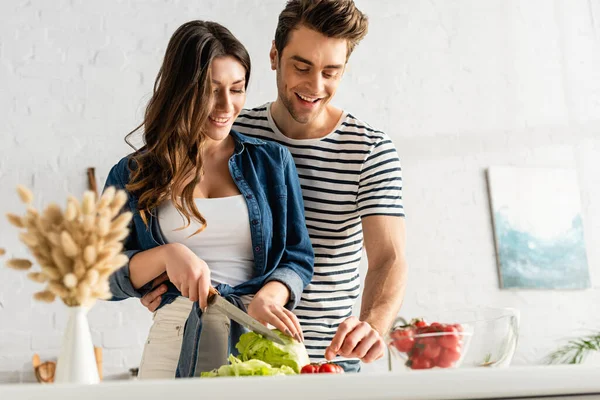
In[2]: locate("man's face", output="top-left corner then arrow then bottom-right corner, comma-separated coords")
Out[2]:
271,25 -> 347,124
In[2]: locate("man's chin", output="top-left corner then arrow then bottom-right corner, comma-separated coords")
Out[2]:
291,107 -> 322,124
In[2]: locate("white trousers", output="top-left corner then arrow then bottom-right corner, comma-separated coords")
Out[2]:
138,297 -> 231,379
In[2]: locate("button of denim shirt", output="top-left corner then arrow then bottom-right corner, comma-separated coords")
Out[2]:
235,176 -> 242,181
252,219 -> 258,225
245,194 -> 253,199
254,246 -> 261,252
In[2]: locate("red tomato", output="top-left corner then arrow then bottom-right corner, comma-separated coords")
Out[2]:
438,347 -> 461,365
301,363 -> 320,374
410,355 -> 433,370
453,323 -> 464,333
437,326 -> 460,349
430,322 -> 442,330
414,320 -> 428,328
417,325 -> 436,335
422,342 -> 441,360
435,355 -> 454,368
391,329 -> 414,353
318,363 -> 344,374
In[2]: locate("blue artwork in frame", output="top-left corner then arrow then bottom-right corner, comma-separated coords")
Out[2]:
487,167 -> 591,289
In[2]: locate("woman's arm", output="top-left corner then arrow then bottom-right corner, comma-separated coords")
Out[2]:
103,160 -> 152,300
264,148 -> 315,308
247,148 -> 314,341
103,159 -> 211,308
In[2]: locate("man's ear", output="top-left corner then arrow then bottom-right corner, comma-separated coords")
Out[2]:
269,41 -> 278,71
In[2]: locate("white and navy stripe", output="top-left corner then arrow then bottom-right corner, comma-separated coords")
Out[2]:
233,103 -> 404,362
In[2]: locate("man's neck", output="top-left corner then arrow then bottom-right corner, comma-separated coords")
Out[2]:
270,100 -> 343,140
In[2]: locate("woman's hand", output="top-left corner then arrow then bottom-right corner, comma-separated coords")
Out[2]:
247,281 -> 303,342
163,243 -> 211,310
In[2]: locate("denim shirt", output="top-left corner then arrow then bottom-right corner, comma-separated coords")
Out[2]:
102,130 -> 314,377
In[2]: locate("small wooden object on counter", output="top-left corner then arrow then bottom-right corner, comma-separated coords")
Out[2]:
32,354 -> 56,384
31,347 -> 103,383
87,167 -> 98,197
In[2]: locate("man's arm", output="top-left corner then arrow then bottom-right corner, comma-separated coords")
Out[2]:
360,215 -> 407,334
325,215 -> 407,363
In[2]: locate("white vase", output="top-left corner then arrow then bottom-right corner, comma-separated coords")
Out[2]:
54,306 -> 100,384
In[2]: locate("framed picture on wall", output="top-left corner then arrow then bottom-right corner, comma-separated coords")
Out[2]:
486,166 -> 591,290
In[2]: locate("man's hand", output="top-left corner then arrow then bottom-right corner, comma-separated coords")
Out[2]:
324,316 -> 386,363
140,272 -> 169,312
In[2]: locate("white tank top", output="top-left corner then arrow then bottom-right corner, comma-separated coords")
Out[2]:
157,195 -> 255,288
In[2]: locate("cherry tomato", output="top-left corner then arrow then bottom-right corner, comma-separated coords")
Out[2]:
453,323 -> 464,333
435,355 -> 454,368
415,325 -> 432,335
414,319 -> 428,328
430,322 -> 443,331
318,362 -> 344,373
438,326 -> 460,349
391,328 -> 414,353
422,341 -> 441,360
438,347 -> 461,365
409,355 -> 433,370
301,363 -> 320,374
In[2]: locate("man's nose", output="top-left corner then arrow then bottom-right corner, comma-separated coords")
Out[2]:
307,71 -> 324,94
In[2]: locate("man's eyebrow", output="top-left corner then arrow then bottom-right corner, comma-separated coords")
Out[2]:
291,55 -> 344,70
211,78 -> 246,85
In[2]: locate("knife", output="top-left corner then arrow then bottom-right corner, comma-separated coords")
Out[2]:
207,287 -> 286,345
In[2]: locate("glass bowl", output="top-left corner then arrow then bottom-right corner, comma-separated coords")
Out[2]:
387,307 -> 519,370
443,307 -> 519,368
387,321 -> 474,371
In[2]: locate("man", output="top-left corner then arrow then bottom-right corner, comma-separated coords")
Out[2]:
142,0 -> 407,372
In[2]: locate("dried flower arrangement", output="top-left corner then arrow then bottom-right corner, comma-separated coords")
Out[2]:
4,185 -> 132,307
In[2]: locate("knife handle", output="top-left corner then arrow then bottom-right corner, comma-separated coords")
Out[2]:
207,286 -> 220,305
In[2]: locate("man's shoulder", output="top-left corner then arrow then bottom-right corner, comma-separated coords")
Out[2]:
340,111 -> 388,139
237,104 -> 270,121
337,111 -> 392,146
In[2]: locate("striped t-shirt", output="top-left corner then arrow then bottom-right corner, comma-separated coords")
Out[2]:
233,103 -> 404,362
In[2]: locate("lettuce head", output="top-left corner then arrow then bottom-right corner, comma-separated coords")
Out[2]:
235,330 -> 310,374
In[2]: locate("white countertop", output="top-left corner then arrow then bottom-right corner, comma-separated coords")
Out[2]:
1,365 -> 599,400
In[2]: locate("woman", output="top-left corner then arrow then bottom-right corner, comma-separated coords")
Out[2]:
103,21 -> 314,379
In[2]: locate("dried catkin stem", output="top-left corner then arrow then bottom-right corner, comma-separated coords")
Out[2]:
6,258 -> 33,270
33,291 -> 56,303
16,185 -> 34,204
60,231 -> 79,257
27,272 -> 48,283
81,191 -> 96,215
6,213 -> 25,228
96,187 -> 116,212
83,246 -> 97,266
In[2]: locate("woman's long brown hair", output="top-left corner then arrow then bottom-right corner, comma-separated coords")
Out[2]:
124,21 -> 251,235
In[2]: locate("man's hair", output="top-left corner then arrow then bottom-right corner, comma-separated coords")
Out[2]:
275,0 -> 368,61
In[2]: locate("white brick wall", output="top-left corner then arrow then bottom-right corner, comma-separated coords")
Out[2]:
1,0 -> 599,382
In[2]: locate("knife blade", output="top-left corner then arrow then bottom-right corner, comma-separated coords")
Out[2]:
207,287 -> 286,345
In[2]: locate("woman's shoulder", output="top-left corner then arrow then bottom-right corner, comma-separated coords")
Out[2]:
232,130 -> 291,163
107,153 -> 137,186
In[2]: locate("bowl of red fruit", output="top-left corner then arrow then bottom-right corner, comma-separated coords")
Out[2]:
387,318 -> 473,371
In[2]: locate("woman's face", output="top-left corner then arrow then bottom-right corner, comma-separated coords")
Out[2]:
204,56 -> 247,141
